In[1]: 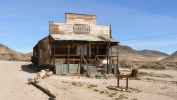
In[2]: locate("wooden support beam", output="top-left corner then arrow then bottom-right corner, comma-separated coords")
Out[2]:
117,43 -> 119,74
107,44 -> 109,74
81,55 -> 89,69
68,42 -> 70,74
97,43 -> 98,55
53,43 -> 56,74
55,54 -> 79,56
80,42 -> 81,72
84,68 -> 105,70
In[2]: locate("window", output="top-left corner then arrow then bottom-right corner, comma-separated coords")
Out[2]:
77,44 -> 87,55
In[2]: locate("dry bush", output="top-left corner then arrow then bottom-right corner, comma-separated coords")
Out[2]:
120,60 -> 134,68
139,62 -> 165,70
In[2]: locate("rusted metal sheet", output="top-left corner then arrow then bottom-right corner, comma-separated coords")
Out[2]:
69,64 -> 80,74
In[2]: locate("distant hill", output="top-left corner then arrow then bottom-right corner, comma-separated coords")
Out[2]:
161,51 -> 177,62
0,43 -> 176,62
0,43 -> 31,61
112,45 -> 170,61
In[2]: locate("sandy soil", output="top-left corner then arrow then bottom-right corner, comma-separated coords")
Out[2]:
0,61 -> 48,100
0,61 -> 177,100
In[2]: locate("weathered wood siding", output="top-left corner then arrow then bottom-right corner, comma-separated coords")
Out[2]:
38,37 -> 50,66
49,13 -> 110,38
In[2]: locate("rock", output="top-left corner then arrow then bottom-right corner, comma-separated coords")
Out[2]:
90,84 -> 97,87
28,78 -> 33,84
42,75 -> 46,79
103,82 -> 107,84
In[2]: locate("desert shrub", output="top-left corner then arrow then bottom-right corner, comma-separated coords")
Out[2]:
120,60 -> 126,67
138,71 -> 148,75
166,62 -> 176,67
139,64 -> 150,69
120,61 -> 134,68
155,61 -> 161,64
152,64 -> 165,70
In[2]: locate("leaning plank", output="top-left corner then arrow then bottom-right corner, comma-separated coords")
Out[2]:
32,82 -> 56,99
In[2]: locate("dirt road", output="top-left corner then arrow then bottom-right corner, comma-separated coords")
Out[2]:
0,60 -> 177,100
0,60 -> 48,100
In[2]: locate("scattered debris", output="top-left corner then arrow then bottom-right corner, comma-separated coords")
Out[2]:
94,89 -> 99,92
89,84 -> 97,87
138,71 -> 173,78
160,86 -> 169,89
71,82 -> 84,87
106,86 -> 141,93
42,75 -> 46,79
115,94 -> 128,99
62,81 -> 68,83
28,78 -> 33,84
100,91 -> 104,94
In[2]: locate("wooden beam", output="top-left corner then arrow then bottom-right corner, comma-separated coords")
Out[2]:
84,68 -> 105,70
53,43 -> 56,74
89,42 -> 91,57
79,42 -> 81,72
107,44 -> 109,74
111,45 -> 112,64
81,55 -> 89,69
68,42 -> 70,74
117,43 -> 119,74
97,43 -> 98,55
55,54 -> 79,56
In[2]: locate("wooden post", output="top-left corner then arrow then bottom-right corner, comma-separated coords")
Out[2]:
117,77 -> 119,87
79,42 -> 81,73
117,43 -> 119,74
126,78 -> 128,89
96,43 -> 98,67
68,42 -> 70,74
107,44 -> 109,74
53,43 -> 55,74
97,43 -> 98,56
89,42 -> 91,57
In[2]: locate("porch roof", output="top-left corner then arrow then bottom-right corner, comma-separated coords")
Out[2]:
50,34 -> 118,42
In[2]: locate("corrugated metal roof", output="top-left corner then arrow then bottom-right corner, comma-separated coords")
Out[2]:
50,34 -> 118,42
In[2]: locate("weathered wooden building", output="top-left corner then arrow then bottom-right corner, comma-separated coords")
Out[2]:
32,13 -> 120,75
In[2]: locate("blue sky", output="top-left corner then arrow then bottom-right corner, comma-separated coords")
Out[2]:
0,0 -> 177,55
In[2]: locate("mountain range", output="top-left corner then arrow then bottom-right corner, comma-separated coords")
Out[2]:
0,43 -> 176,62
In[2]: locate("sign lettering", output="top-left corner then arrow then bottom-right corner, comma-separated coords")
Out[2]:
73,24 -> 90,34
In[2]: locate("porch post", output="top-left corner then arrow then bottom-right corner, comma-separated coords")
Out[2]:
79,42 -> 81,73
68,41 -> 70,74
107,44 -> 109,74
53,43 -> 56,74
117,42 -> 119,74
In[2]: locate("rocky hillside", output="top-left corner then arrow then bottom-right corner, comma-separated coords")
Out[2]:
161,51 -> 177,62
0,44 -> 31,61
112,45 -> 170,61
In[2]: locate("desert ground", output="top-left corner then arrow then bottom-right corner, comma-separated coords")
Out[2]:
0,60 -> 177,100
